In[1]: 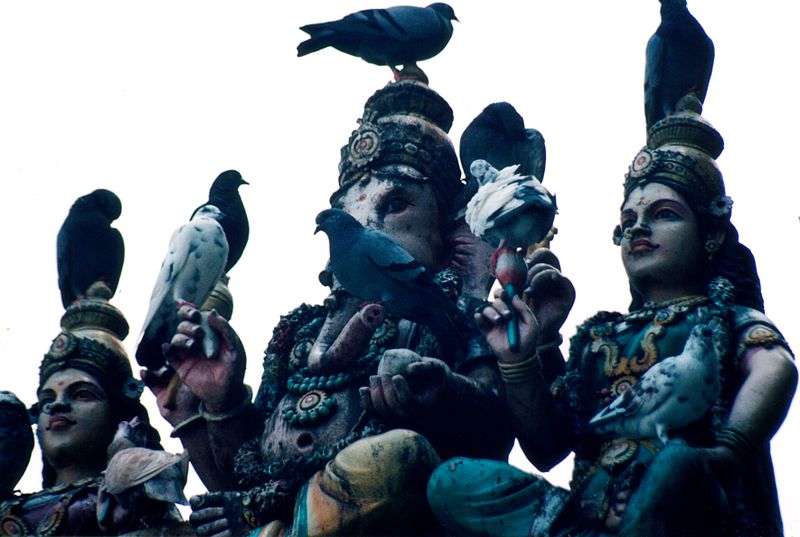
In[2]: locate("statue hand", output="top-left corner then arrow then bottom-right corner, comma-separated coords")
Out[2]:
360,357 -> 453,421
475,294 -> 539,363
163,304 -> 246,413
140,367 -> 199,426
524,248 -> 575,343
189,492 -> 256,537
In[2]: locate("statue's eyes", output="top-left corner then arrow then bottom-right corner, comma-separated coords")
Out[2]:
73,388 -> 102,402
619,216 -> 635,230
654,208 -> 680,220
386,197 -> 409,214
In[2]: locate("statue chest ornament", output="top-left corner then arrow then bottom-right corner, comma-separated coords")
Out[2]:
1,478 -> 99,537
591,295 -> 708,405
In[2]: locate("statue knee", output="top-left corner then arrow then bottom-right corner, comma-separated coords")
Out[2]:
621,443 -> 729,537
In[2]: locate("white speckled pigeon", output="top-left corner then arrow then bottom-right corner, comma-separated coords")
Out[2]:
135,205 -> 228,370
465,159 -> 557,250
589,320 -> 723,445
57,189 -> 125,308
193,170 -> 249,274
645,0 -> 714,130
0,391 -> 34,499
297,3 -> 457,79
315,208 -> 474,356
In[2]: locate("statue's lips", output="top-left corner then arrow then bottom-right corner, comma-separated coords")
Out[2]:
630,239 -> 657,253
47,415 -> 75,431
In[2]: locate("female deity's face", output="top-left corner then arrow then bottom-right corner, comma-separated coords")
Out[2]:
335,169 -> 445,270
36,368 -> 116,473
619,182 -> 706,300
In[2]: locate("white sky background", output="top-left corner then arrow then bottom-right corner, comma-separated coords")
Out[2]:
1,0 -> 798,532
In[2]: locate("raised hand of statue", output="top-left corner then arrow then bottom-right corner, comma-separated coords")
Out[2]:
141,367 -> 199,426
475,294 -> 539,363
163,303 -> 246,413
523,248 -> 575,344
360,351 -> 455,421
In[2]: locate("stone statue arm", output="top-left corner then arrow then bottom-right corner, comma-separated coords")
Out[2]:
476,248 -> 577,470
708,339 -> 796,468
163,304 -> 259,481
142,367 -> 233,491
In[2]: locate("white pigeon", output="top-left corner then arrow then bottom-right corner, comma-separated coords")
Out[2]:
464,159 -> 557,249
135,205 -> 228,370
589,321 -> 724,445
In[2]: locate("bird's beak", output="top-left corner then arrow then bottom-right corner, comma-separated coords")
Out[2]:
314,225 -> 321,235
241,179 -> 250,186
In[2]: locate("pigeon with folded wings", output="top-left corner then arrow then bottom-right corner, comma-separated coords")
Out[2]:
315,208 -> 474,356
135,205 -> 228,371
589,320 -> 724,445
645,0 -> 714,130
298,3 -> 457,81
465,159 -> 557,250
57,189 -> 125,309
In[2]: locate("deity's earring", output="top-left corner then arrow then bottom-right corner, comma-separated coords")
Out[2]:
704,238 -> 721,260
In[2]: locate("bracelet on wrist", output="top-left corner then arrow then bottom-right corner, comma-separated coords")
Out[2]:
497,353 -> 542,384
169,413 -> 204,438
199,385 -> 253,422
537,335 -> 564,353
716,425 -> 756,461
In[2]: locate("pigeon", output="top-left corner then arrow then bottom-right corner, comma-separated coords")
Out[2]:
192,170 -> 249,274
0,391 -> 34,499
465,160 -> 557,250
589,321 -> 724,445
315,208 -> 475,356
297,3 -> 458,79
99,420 -> 188,533
459,102 -> 546,185
57,189 -> 125,308
135,205 -> 228,371
644,0 -> 714,130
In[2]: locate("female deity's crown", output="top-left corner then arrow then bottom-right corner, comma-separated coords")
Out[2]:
40,281 -> 142,400
625,96 -> 730,217
333,80 -> 462,213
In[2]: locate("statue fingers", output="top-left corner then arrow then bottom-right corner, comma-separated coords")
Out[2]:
527,247 -> 561,270
382,374 -> 414,418
190,506 -> 226,522
177,301 -> 202,323
366,375 -> 392,417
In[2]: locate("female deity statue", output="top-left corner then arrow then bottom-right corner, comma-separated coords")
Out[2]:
0,284 -> 188,536
426,101 -> 797,536
154,79 -> 514,537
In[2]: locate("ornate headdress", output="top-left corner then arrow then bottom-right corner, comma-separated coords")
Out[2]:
332,80 -> 462,217
624,96 -> 732,219
39,282 -> 143,402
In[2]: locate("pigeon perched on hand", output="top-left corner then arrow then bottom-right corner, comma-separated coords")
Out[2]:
315,208 -> 474,356
135,205 -> 228,370
644,0 -> 714,130
298,3 -> 457,80
589,321 -> 724,445
0,391 -> 34,499
465,160 -> 557,250
193,170 -> 249,274
57,189 -> 125,309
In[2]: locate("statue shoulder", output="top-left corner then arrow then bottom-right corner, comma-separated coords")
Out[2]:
731,305 -> 793,358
